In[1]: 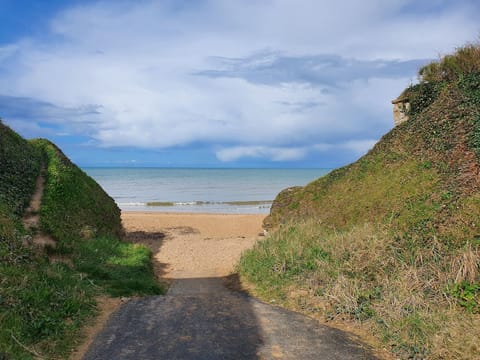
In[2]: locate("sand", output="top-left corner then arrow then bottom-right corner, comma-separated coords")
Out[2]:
122,212 -> 266,278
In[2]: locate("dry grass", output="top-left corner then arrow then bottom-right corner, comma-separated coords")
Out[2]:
419,42 -> 480,83
431,309 -> 480,360
239,221 -> 480,359
452,242 -> 479,283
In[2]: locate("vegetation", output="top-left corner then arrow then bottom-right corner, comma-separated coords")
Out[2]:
33,139 -> 123,243
0,122 -> 162,359
239,43 -> 480,359
0,122 -> 41,221
418,42 -> 480,83
72,236 -> 161,297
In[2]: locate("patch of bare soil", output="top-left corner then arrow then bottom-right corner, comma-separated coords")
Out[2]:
22,169 -> 56,249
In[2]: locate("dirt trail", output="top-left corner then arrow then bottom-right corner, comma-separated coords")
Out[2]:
22,168 -> 56,249
82,212 -> 376,359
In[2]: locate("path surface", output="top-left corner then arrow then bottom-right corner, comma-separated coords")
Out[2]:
83,213 -> 376,360
22,168 -> 56,249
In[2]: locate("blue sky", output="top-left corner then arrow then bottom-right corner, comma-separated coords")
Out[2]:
0,0 -> 479,167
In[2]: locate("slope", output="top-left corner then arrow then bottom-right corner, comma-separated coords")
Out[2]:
0,122 -> 161,359
239,44 -> 480,359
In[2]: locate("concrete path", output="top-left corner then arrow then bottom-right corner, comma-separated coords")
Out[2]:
83,277 -> 376,360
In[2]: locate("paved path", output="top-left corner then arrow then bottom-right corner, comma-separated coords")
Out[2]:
83,278 -> 376,359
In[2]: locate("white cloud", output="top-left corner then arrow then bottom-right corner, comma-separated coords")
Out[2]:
0,0 -> 478,163
216,146 -> 307,162
0,44 -> 19,62
216,138 -> 378,162
341,139 -> 378,155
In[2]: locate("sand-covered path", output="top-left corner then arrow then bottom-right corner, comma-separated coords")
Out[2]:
82,212 -> 376,359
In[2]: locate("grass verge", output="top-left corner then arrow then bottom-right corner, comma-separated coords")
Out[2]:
72,236 -> 163,297
0,234 -> 163,359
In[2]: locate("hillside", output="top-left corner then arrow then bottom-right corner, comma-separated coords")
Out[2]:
0,122 -> 161,359
32,139 -> 123,242
239,44 -> 480,359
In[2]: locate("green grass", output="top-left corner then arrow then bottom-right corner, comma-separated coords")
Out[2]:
0,249 -> 96,359
0,234 -> 162,359
72,237 -> 163,297
32,139 -> 122,243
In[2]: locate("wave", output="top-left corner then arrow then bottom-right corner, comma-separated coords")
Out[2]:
117,202 -> 146,206
119,200 -> 273,207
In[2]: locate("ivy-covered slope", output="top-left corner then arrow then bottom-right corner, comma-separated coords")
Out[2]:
265,73 -> 480,237
0,121 -> 42,225
240,44 -> 480,359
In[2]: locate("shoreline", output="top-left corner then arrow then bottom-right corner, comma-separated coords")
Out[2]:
121,210 -> 268,216
119,206 -> 271,215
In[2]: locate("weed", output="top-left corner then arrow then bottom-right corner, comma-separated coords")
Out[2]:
449,282 -> 480,313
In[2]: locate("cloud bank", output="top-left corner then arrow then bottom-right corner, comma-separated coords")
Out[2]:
0,0 -> 478,164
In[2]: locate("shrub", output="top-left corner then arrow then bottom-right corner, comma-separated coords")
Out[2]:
418,43 -> 480,83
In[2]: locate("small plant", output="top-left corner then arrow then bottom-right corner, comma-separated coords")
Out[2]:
450,281 -> 480,313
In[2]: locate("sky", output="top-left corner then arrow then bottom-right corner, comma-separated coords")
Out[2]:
0,0 -> 478,168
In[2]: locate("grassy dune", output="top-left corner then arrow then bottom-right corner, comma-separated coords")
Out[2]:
239,43 -> 480,359
0,123 -> 162,359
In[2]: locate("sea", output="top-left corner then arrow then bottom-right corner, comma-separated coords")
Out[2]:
84,168 -> 330,214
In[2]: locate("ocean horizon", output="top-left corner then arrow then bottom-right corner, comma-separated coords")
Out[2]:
84,167 -> 330,214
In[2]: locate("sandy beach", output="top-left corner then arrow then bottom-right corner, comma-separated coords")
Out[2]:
122,212 -> 266,279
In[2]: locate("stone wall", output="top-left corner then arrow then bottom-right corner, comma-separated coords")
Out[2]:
392,97 -> 410,126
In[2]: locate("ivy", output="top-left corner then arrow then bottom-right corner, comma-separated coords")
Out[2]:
406,81 -> 446,117
0,121 -> 42,217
